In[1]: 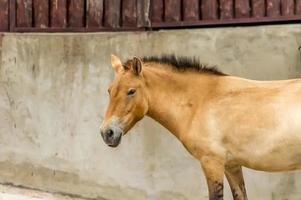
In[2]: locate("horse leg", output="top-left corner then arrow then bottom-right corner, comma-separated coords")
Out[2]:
225,165 -> 248,200
200,156 -> 225,200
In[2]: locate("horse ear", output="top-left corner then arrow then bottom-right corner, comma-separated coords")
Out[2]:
132,57 -> 142,75
111,54 -> 123,73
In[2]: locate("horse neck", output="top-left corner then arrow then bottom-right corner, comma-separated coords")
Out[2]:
143,64 -> 218,139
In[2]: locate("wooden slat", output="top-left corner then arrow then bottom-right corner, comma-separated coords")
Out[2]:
151,0 -> 163,22
86,0 -> 103,27
235,0 -> 250,18
104,0 -> 121,28
220,0 -> 234,19
137,0 -> 151,27
122,0 -> 137,27
10,0 -> 16,31
281,0 -> 294,16
68,0 -> 85,27
252,0 -> 265,18
183,0 -> 199,21
34,0 -> 49,28
16,0 -> 33,27
267,0 -> 281,17
296,0 -> 301,14
165,0 -> 181,22
50,0 -> 67,27
0,0 -> 9,30
201,0 -> 218,20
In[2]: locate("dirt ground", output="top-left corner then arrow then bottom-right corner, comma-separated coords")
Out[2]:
0,184 -> 86,200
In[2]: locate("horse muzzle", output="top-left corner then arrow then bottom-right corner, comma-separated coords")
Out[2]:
100,126 -> 123,148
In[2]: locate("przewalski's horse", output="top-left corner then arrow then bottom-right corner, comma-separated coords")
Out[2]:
100,55 -> 301,200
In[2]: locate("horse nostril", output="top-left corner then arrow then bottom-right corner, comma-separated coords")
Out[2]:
106,129 -> 114,138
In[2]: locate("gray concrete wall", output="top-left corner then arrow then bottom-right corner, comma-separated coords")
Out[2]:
0,25 -> 301,200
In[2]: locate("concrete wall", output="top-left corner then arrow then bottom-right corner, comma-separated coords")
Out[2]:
0,25 -> 301,200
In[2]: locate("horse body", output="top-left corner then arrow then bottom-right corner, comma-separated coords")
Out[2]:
100,55 -> 301,200
196,77 -> 301,172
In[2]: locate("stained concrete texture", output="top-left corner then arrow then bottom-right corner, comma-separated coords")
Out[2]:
0,25 -> 301,200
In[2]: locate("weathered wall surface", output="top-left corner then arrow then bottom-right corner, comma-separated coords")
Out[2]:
1,25 -> 301,200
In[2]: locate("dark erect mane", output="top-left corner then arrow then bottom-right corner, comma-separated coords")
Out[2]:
140,55 -> 227,76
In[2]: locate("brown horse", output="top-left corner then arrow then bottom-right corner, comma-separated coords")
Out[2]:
100,54 -> 301,200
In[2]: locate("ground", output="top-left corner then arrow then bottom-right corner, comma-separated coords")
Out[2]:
0,184 -> 86,200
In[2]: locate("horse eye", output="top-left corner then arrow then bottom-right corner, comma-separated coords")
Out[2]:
127,88 -> 136,96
